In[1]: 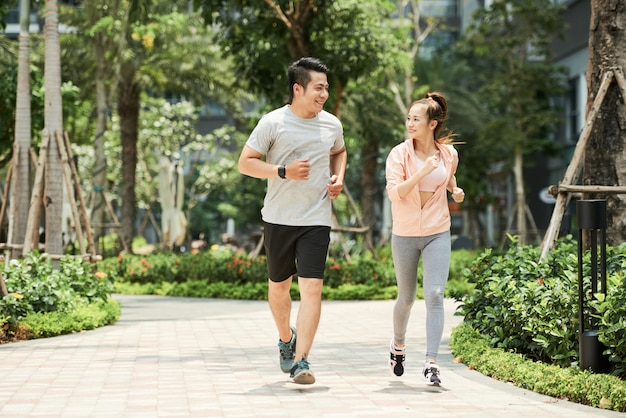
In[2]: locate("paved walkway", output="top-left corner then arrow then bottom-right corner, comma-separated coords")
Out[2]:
0,295 -> 623,417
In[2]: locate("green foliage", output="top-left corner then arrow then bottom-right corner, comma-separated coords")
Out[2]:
459,0 -> 567,157
20,299 -> 121,339
0,1 -> 18,30
199,0 -> 400,108
0,252 -> 115,324
100,247 -> 270,285
323,284 -> 397,301
450,323 -> 626,412
590,242 -> 626,377
0,36 -> 45,158
458,236 -> 626,375
102,246 -> 478,301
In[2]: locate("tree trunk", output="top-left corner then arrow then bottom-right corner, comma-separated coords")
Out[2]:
86,0 -> 115,255
10,0 -> 32,259
90,54 -> 109,253
585,0 -> 626,245
117,68 -> 140,250
43,0 -> 65,258
513,149 -> 528,244
360,136 -> 379,250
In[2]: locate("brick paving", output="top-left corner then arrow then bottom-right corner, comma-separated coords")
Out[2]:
0,294 -> 622,417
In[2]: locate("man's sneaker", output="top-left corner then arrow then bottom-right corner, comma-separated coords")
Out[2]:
389,341 -> 406,376
423,361 -> 442,386
290,358 -> 315,384
278,326 -> 296,373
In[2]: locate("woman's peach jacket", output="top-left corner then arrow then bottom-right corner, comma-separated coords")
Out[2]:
385,139 -> 459,237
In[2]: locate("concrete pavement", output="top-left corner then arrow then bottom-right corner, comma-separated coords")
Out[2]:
0,294 -> 622,417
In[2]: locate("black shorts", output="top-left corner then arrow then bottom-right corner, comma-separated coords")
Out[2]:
263,221 -> 331,282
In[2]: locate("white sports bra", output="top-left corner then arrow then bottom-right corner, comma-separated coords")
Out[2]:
415,158 -> 446,192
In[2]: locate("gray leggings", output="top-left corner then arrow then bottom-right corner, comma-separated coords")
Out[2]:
391,231 -> 450,360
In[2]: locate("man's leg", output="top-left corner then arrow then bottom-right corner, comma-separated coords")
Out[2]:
294,277 -> 323,361
289,225 -> 328,384
268,277 -> 294,344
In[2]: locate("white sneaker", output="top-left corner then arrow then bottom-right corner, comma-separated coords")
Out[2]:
423,361 -> 442,386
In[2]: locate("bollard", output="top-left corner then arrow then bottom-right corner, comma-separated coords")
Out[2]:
576,199 -> 609,373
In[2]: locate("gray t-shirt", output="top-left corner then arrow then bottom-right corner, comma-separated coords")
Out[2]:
246,105 -> 345,227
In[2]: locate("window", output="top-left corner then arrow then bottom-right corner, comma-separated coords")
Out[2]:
419,0 -> 458,18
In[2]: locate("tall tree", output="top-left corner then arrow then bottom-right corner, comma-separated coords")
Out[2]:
9,0 -> 32,258
340,70 -> 403,249
197,0 -> 392,115
43,0 -> 65,256
584,0 -> 626,244
84,0 -> 120,253
55,0 -> 245,251
114,3 -> 243,248
461,0 -> 566,245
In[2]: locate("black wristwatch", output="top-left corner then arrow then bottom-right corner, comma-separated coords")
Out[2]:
278,165 -> 286,179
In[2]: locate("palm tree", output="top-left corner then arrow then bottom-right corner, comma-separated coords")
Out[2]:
114,3 -> 243,248
9,0 -> 32,259
43,0 -> 65,257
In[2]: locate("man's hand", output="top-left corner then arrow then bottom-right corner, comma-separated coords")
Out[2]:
327,175 -> 343,200
286,158 -> 310,180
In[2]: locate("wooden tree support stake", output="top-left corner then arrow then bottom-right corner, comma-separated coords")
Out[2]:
23,129 -> 50,254
55,131 -> 86,255
0,151 -> 15,233
0,270 -> 7,298
540,67 -> 626,261
60,131 -> 96,256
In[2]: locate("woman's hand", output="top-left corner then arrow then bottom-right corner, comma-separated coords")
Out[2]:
422,154 -> 439,175
451,187 -> 465,203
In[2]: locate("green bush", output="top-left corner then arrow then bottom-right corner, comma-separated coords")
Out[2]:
458,236 -> 626,375
98,248 -> 271,285
590,242 -> 626,376
20,299 -> 121,338
103,245 -> 478,301
450,322 -> 626,412
1,252 -> 115,324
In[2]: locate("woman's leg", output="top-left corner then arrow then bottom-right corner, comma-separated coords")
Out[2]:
391,234 -> 421,346
421,231 -> 451,361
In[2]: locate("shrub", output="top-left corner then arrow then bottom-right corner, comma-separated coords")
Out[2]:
19,299 -> 121,339
450,322 -> 626,412
104,245 -> 478,301
0,252 -> 114,325
458,235 -> 626,373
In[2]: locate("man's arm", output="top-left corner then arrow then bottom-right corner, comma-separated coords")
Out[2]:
238,145 -> 281,179
238,145 -> 311,180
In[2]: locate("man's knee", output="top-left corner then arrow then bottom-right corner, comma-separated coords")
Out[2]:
268,277 -> 293,293
297,278 -> 323,298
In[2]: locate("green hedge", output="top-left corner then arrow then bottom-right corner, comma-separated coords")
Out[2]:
99,245 -> 477,300
450,323 -> 626,412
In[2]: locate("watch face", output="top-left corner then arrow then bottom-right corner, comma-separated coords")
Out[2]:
279,165 -> 286,178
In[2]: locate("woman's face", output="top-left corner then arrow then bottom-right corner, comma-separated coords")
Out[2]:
406,103 -> 435,139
